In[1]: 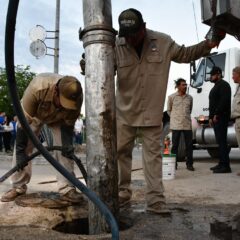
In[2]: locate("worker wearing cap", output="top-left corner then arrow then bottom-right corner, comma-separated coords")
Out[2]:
231,66 -> 240,176
208,66 -> 232,173
1,73 -> 83,203
115,8 -> 224,214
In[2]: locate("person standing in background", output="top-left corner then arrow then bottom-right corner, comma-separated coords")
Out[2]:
231,66 -> 240,176
209,66 -> 232,174
167,78 -> 194,171
74,115 -> 84,152
0,112 -> 6,152
10,116 -> 17,148
3,115 -> 13,153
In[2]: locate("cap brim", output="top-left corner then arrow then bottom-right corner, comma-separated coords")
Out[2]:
59,94 -> 78,110
118,28 -> 139,37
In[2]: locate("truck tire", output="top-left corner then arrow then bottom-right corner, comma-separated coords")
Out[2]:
177,133 -> 186,162
207,147 -> 231,159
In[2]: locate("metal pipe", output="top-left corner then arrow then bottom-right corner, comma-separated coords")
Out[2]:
81,0 -> 118,235
54,0 -> 60,73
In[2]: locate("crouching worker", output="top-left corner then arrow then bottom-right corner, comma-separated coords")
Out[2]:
1,73 -> 83,203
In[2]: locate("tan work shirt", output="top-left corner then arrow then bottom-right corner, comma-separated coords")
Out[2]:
167,92 -> 193,130
231,84 -> 240,119
115,29 -> 211,127
21,73 -> 80,126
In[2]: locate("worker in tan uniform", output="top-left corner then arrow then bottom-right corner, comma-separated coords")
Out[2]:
231,67 -> 240,176
115,8 -> 224,214
1,73 -> 83,203
167,78 -> 194,171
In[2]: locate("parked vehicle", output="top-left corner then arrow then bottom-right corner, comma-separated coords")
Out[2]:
189,47 -> 240,158
163,0 -> 240,160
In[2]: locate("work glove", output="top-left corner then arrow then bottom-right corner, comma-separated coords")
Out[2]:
60,125 -> 75,159
79,53 -> 85,75
15,127 -> 29,170
205,26 -> 226,48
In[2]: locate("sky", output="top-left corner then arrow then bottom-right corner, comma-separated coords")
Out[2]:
1,0 -> 239,114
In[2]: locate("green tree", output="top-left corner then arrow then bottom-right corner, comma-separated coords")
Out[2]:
0,65 -> 35,117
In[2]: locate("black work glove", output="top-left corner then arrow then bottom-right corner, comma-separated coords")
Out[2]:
15,127 -> 29,170
60,125 -> 74,159
79,53 -> 85,75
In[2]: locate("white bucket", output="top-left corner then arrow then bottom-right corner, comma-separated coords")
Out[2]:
162,154 -> 176,180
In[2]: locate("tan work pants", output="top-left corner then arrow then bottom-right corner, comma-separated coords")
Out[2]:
235,118 -> 240,148
11,122 -> 75,194
117,122 -> 165,206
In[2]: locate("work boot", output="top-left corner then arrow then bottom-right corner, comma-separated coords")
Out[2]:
1,185 -> 27,202
146,202 -> 171,215
186,165 -> 195,171
210,164 -> 221,171
60,189 -> 84,203
213,166 -> 232,174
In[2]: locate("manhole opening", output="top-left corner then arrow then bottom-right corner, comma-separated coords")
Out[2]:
53,216 -> 133,235
53,217 -> 89,235
210,221 -> 232,240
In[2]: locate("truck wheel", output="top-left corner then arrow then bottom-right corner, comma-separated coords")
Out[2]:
207,148 -> 231,158
177,133 -> 186,162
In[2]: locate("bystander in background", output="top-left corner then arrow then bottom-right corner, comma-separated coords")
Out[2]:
74,115 -> 84,152
231,66 -> 240,176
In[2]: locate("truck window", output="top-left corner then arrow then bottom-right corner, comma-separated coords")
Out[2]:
205,53 -> 226,81
191,59 -> 205,88
191,53 -> 226,88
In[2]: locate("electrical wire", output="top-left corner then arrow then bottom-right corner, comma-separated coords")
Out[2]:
192,0 -> 200,43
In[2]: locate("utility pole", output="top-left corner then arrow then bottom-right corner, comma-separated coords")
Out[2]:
54,0 -> 60,73
80,0 -> 118,235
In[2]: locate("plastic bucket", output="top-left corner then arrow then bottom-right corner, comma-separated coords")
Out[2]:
162,154 -> 176,180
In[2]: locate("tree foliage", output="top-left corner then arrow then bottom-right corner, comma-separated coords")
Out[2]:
0,65 -> 35,117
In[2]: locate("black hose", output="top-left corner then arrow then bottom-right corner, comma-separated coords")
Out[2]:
0,146 -> 88,184
4,1 -> 119,239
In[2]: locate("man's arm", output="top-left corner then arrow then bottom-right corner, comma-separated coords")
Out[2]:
171,40 -> 212,64
21,85 -> 39,121
190,96 -> 193,114
214,83 -> 231,116
167,95 -> 173,117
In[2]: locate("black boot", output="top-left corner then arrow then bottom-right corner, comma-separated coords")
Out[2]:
210,164 -> 221,171
213,166 -> 231,173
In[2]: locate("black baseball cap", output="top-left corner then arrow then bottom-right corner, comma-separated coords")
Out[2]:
118,8 -> 144,37
209,66 -> 222,76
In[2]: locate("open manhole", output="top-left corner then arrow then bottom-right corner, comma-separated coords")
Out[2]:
53,217 -> 89,235
53,216 -> 132,235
